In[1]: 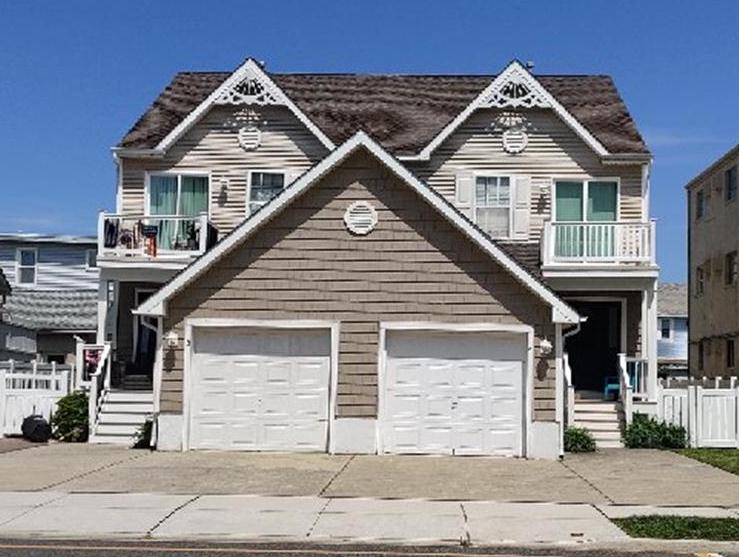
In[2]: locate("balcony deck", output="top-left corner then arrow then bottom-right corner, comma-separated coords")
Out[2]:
541,220 -> 657,272
97,212 -> 216,268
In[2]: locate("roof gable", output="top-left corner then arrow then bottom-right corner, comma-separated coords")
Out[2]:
137,132 -> 578,323
117,65 -> 649,157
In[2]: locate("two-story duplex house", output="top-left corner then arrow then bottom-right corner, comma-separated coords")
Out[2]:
0,234 -> 98,363
687,143 -> 739,378
95,59 -> 657,456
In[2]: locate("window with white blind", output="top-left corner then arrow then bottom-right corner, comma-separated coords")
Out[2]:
248,171 -> 286,214
474,176 -> 512,238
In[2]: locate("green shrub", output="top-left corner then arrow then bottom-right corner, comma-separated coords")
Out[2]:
564,426 -> 596,452
132,417 -> 154,449
623,413 -> 687,449
51,391 -> 89,442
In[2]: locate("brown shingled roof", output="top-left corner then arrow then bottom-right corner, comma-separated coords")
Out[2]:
118,71 -> 649,156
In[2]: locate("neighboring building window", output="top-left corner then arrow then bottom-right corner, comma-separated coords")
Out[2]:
726,165 -> 738,202
695,189 -> 706,220
698,340 -> 705,370
659,318 -> 672,340
86,249 -> 97,269
16,248 -> 37,285
725,251 -> 738,285
475,175 -> 511,238
248,172 -> 285,214
727,338 -> 736,369
695,266 -> 705,295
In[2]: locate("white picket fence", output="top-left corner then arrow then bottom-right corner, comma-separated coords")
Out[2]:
658,377 -> 739,448
0,361 -> 72,435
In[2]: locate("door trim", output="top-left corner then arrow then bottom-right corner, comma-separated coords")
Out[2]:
377,321 -> 533,457
182,318 -> 339,452
564,296 -> 627,354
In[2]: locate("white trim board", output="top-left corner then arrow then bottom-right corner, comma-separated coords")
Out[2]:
136,131 -> 579,324
400,60 -> 609,162
153,59 -> 334,155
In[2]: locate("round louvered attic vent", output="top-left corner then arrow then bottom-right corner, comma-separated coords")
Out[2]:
238,125 -> 261,151
502,128 -> 529,154
343,201 -> 378,235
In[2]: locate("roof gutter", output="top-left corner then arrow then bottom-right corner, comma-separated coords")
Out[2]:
110,146 -> 166,159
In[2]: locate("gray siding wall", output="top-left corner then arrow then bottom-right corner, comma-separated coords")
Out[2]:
162,151 -> 558,420
0,242 -> 98,290
408,108 -> 644,241
658,317 -> 688,362
119,105 -> 330,235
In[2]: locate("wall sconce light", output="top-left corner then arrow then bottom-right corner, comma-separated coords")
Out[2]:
165,331 -> 179,348
539,338 -> 553,356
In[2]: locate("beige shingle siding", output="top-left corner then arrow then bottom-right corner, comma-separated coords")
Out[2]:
410,108 -> 644,241
161,151 -> 556,419
119,105 -> 329,234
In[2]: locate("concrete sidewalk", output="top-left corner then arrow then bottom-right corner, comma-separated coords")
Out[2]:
0,491 -> 738,545
0,491 -> 625,544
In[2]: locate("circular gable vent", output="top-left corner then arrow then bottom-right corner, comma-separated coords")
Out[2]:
502,128 -> 528,154
238,125 -> 261,151
344,201 -> 378,235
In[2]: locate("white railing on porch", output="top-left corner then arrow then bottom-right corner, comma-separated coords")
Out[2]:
618,354 -> 634,425
98,212 -> 210,259
0,361 -> 71,435
625,357 -> 649,401
87,343 -> 112,438
658,377 -> 739,448
542,220 -> 656,265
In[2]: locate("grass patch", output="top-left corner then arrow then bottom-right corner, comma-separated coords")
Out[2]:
676,448 -> 739,476
613,515 -> 739,541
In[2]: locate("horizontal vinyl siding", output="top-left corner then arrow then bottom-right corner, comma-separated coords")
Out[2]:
0,242 -> 98,290
658,317 -> 688,361
163,151 -> 557,420
409,108 -> 644,240
119,105 -> 329,234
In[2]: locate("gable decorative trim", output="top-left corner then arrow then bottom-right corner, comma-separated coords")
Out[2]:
403,60 -> 609,161
135,132 -> 579,324
153,58 -> 335,153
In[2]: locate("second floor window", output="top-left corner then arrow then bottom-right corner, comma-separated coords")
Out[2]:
16,248 -> 37,285
248,172 -> 285,214
475,176 -> 511,238
695,266 -> 705,295
696,189 -> 706,219
726,165 -> 738,202
726,251 -> 738,285
148,174 -> 209,250
659,318 -> 672,340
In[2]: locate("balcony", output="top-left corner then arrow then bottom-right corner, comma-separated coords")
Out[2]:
541,220 -> 656,267
98,212 -> 217,265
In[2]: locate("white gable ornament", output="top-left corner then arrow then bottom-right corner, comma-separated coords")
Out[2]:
343,201 -> 378,235
482,65 -> 550,109
493,112 -> 530,154
214,67 -> 282,106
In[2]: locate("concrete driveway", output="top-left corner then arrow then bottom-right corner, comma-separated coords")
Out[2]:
1,443 -> 738,507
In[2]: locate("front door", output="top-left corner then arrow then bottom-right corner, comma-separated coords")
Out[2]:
565,301 -> 622,393
132,288 -> 156,379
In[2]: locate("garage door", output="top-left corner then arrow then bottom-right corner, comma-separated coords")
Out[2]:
189,326 -> 331,452
380,330 -> 525,456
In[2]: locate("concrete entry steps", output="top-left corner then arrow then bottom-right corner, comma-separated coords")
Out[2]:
572,399 -> 624,448
89,390 -> 153,445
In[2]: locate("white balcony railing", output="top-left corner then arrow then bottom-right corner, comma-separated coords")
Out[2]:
98,212 -> 213,260
542,220 -> 656,266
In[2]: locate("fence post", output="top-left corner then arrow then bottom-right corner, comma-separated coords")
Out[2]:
0,368 -> 6,435
687,384 -> 697,448
735,384 -> 739,449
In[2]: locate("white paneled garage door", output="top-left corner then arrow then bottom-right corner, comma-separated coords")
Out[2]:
380,329 -> 526,456
188,326 -> 331,452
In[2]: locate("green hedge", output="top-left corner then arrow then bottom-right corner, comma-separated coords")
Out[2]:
51,391 -> 89,442
564,426 -> 596,452
623,413 -> 687,449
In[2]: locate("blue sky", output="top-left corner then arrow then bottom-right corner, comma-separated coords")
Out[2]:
1,1 -> 737,282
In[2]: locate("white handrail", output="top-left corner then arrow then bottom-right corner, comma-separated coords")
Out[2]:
563,352 -> 575,427
618,353 -> 633,425
87,343 -> 111,437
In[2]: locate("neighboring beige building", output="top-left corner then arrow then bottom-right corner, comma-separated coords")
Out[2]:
90,59 -> 658,454
686,143 -> 739,377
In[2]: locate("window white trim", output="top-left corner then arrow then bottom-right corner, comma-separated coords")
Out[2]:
472,173 -> 514,239
136,132 -> 580,324
659,317 -> 674,342
15,247 -> 38,287
85,249 -> 98,270
144,171 -> 212,218
552,177 -> 621,223
246,169 -> 289,216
